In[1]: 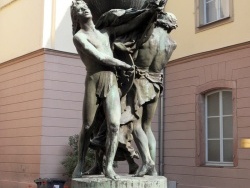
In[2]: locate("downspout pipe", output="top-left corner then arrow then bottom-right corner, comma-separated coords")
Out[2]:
158,0 -> 169,175
158,68 -> 166,176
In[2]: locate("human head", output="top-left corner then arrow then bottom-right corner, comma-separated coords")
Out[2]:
156,12 -> 178,33
71,0 -> 92,35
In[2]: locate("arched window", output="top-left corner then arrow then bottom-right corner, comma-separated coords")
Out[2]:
195,80 -> 237,167
205,90 -> 233,166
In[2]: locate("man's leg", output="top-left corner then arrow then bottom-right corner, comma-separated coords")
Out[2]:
103,85 -> 121,180
85,119 -> 107,175
72,80 -> 99,178
132,107 -> 155,177
141,92 -> 160,176
142,92 -> 160,162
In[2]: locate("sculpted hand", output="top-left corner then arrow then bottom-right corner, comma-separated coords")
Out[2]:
125,65 -> 135,76
118,62 -> 134,71
127,65 -> 135,71
119,66 -> 134,82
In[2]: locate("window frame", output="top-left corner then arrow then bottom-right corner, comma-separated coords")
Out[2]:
205,90 -> 233,166
195,0 -> 234,32
195,80 -> 237,167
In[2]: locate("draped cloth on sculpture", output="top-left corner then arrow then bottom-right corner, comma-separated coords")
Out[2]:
128,67 -> 163,118
133,68 -> 163,107
87,70 -> 117,103
96,8 -> 146,30
95,8 -> 161,119
90,8 -> 159,160
118,70 -> 163,125
96,8 -> 156,51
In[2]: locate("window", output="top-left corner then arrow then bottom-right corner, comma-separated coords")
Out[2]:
195,81 -> 237,167
196,0 -> 233,30
205,90 -> 233,166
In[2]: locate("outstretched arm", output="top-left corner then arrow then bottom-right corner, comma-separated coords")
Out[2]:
73,34 -> 132,70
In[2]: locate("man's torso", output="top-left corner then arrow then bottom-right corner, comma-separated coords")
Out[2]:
134,27 -> 176,73
75,29 -> 114,72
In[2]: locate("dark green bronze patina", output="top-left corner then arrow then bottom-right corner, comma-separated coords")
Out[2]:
70,0 -> 177,180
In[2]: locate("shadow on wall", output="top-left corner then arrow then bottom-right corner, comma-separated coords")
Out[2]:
45,1 -> 76,53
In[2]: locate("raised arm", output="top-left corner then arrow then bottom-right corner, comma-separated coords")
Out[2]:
73,34 -> 131,70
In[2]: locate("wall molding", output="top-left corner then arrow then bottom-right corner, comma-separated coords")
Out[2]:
167,41 -> 250,67
44,48 -> 80,59
0,48 -> 80,68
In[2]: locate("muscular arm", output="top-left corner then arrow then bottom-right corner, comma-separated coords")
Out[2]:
73,34 -> 131,70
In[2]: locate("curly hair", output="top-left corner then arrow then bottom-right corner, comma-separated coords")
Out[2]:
156,12 -> 177,33
70,0 -> 87,35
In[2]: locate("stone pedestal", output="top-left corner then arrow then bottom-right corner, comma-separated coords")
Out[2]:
72,175 -> 167,188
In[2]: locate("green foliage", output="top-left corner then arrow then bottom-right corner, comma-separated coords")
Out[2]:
61,134 -> 95,178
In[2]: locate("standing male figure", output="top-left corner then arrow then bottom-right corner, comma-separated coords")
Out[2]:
70,0 -> 132,179
70,0 -> 156,179
130,11 -> 177,176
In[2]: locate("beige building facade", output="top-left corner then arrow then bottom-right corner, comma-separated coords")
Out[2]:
165,0 -> 250,187
0,0 -> 85,187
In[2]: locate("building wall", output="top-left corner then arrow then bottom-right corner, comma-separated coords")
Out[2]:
40,49 -> 84,179
42,0 -> 76,53
0,49 -> 87,187
164,42 -> 250,188
0,0 -> 44,63
0,0 -> 77,64
0,51 -> 44,188
0,0 -> 17,8
166,0 -> 250,61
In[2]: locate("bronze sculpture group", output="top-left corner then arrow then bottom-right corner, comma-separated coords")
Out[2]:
70,0 -> 177,180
